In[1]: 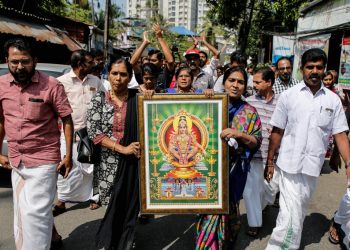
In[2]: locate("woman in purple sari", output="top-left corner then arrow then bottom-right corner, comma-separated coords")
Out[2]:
196,67 -> 262,249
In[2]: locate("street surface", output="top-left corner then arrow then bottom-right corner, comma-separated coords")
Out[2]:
0,162 -> 346,249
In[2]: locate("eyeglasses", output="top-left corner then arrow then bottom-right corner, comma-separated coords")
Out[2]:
9,59 -> 32,66
278,67 -> 292,71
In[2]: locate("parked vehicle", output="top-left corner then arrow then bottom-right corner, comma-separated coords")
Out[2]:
0,63 -> 70,77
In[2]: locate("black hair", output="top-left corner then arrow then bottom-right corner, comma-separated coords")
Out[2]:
301,48 -> 327,68
175,66 -> 194,80
4,38 -> 35,58
222,66 -> 248,90
90,48 -> 104,58
323,70 -> 334,79
230,51 -> 247,67
254,66 -> 275,86
108,58 -> 133,78
148,49 -> 164,61
70,49 -> 92,68
142,63 -> 158,76
247,63 -> 255,69
199,51 -> 208,60
276,56 -> 292,69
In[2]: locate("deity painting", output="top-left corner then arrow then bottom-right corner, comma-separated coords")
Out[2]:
138,96 -> 229,214
158,109 -> 208,180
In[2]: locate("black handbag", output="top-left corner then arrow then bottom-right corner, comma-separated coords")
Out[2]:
76,127 -> 101,164
76,92 -> 104,164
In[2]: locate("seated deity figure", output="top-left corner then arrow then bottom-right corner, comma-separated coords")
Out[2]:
168,115 -> 205,166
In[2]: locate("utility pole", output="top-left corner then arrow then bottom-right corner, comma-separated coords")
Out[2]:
91,0 -> 94,24
103,0 -> 110,59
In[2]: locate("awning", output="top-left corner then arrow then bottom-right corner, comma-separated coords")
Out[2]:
168,26 -> 197,36
0,16 -> 82,51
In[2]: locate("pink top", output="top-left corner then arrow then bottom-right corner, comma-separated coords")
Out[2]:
91,92 -> 127,145
0,71 -> 73,168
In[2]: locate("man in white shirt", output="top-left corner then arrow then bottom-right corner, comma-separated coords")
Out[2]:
265,48 -> 350,249
55,50 -> 104,213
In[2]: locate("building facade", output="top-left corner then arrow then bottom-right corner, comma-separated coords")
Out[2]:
126,0 -> 209,32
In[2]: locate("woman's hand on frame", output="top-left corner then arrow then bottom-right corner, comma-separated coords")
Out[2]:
123,142 -> 141,158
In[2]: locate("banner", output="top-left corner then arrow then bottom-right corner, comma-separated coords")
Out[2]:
339,37 -> 350,89
293,34 -> 331,80
272,36 -> 295,64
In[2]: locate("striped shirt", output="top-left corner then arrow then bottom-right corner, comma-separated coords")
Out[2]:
273,77 -> 299,94
246,94 -> 279,162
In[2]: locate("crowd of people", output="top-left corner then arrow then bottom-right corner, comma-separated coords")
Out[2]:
1,22 -> 350,250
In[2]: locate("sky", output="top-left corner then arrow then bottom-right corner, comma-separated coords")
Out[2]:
97,0 -> 127,14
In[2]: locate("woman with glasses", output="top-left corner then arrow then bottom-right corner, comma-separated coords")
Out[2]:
167,66 -> 202,94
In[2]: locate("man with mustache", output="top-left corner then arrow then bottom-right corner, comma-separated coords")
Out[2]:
264,48 -> 350,249
55,50 -> 104,213
243,66 -> 279,237
184,49 -> 214,91
273,57 -> 299,94
0,38 -> 73,250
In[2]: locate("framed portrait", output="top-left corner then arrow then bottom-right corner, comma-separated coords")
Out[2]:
138,94 -> 229,214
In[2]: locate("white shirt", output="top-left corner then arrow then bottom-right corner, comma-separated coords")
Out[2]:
57,70 -> 104,131
270,81 -> 348,177
213,75 -> 224,93
202,57 -> 219,77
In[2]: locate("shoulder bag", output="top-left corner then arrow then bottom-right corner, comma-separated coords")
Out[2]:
76,92 -> 105,164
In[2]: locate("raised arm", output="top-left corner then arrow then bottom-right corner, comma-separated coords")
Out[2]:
153,23 -> 174,72
130,31 -> 150,66
201,34 -> 220,59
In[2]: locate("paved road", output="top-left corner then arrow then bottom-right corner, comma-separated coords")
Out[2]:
0,162 -> 346,249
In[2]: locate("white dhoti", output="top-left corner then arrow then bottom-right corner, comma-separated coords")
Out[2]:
57,137 -> 95,203
243,158 -> 265,227
12,162 -> 58,250
266,167 -> 317,250
334,188 -> 350,249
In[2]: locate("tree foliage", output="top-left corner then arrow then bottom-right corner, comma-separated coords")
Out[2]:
51,1 -> 92,23
206,0 -> 311,59
0,0 -> 64,14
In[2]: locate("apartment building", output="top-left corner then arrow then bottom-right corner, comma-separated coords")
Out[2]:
127,0 -> 209,32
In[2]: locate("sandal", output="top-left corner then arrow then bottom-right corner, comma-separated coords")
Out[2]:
246,227 -> 261,237
89,201 -> 100,210
52,205 -> 66,217
329,218 -> 340,244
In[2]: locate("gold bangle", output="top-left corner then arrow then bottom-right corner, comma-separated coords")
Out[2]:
112,141 -> 117,151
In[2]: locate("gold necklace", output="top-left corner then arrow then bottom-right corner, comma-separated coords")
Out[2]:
109,90 -> 128,102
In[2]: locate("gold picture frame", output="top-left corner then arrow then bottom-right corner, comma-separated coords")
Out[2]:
138,94 -> 229,214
